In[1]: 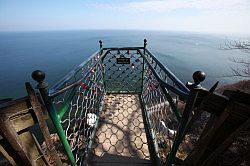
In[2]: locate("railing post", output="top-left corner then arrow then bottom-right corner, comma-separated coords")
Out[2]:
99,40 -> 103,55
143,39 -> 147,55
32,70 -> 76,166
166,71 -> 206,166
140,39 -> 147,93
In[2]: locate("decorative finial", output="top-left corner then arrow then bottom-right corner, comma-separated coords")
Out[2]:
193,71 -> 206,85
32,70 -> 45,83
186,70 -> 206,89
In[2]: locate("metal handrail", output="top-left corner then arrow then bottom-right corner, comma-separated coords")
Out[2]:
102,47 -> 144,50
145,49 -> 190,94
49,50 -> 102,96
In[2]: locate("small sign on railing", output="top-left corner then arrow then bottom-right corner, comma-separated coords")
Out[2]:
116,58 -> 130,64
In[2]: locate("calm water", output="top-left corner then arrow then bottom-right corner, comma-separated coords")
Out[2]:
0,30 -> 248,99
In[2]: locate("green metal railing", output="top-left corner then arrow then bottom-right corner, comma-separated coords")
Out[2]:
32,39 -> 205,166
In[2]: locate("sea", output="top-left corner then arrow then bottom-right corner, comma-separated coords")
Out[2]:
0,30 -> 249,99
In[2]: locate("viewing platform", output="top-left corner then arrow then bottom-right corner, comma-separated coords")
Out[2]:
0,40 -> 249,166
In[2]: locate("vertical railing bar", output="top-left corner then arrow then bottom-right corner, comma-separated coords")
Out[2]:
143,39 -> 147,55
141,56 -> 145,93
141,40 -> 147,94
101,56 -> 107,92
32,70 -> 77,166
139,95 -> 162,166
48,104 -> 76,166
99,40 -> 103,55
166,87 -> 200,166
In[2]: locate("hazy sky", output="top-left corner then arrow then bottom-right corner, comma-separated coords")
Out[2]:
0,0 -> 250,34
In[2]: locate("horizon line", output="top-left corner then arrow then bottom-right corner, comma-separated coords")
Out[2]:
0,28 -> 249,37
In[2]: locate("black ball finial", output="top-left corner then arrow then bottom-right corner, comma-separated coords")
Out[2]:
32,70 -> 45,83
193,71 -> 206,84
144,39 -> 147,43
